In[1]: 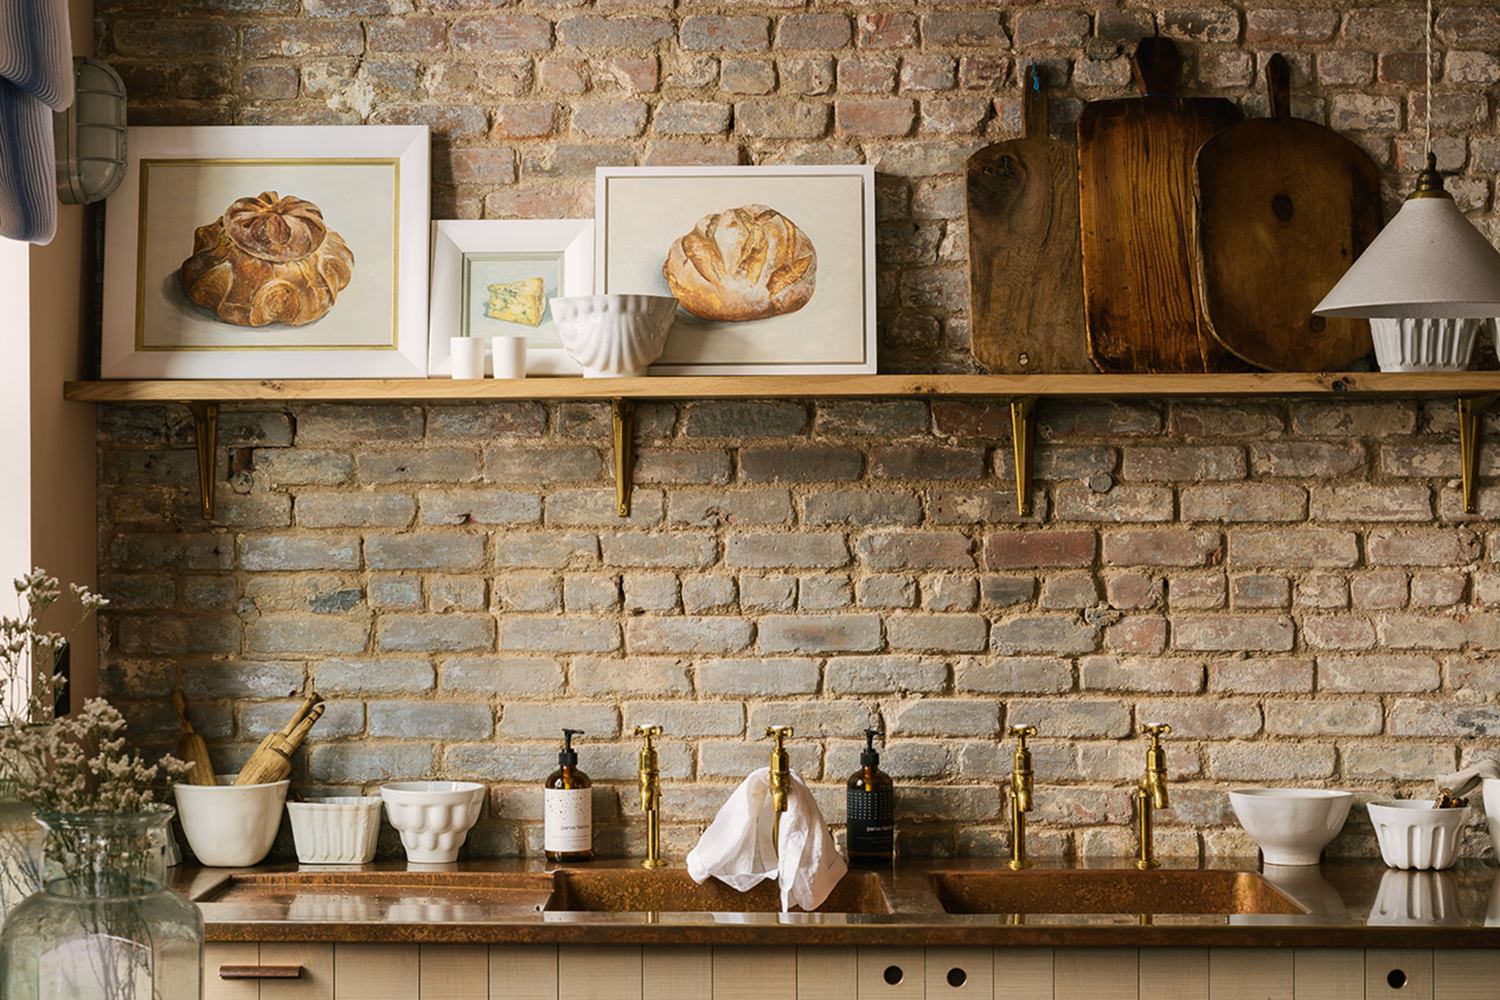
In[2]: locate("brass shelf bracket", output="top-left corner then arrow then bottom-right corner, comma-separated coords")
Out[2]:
184,401 -> 219,520
1011,396 -> 1036,517
612,398 -> 636,518
1459,393 -> 1497,514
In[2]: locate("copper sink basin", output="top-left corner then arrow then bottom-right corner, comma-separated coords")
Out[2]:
548,868 -> 893,914
928,869 -> 1306,916
191,869 -> 557,919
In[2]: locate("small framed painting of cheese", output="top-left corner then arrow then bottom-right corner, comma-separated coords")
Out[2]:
596,166 -> 876,375
429,220 -> 594,376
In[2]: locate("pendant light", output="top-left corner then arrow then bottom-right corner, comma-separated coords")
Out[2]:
1313,0 -> 1500,371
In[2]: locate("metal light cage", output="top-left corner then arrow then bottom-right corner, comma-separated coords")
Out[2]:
53,57 -> 126,206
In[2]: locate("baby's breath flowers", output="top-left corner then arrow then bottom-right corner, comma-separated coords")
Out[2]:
0,568 -> 109,727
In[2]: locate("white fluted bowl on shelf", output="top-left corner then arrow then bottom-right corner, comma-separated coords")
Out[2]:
1228,788 -> 1353,866
552,295 -> 678,378
1368,800 -> 1467,870
287,796 -> 383,864
380,781 -> 485,863
1370,317 -> 1481,372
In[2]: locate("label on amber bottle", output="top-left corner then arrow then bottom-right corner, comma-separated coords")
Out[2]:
847,788 -> 894,856
545,788 -> 593,852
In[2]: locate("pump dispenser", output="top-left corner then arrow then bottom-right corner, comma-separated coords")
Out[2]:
545,728 -> 593,862
845,728 -> 894,867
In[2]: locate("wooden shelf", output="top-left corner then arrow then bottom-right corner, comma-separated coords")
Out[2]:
60,371 -> 1500,403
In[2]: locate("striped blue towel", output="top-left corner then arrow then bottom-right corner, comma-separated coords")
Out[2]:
0,0 -> 75,244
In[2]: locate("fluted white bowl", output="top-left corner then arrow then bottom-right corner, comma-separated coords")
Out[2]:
1368,800 -> 1467,870
379,781 -> 485,864
1370,317 -> 1481,372
287,796 -> 383,864
552,295 -> 678,378
1228,788 -> 1353,866
174,776 -> 289,867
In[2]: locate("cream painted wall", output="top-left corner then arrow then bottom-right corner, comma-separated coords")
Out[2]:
0,238 -> 32,595
27,0 -> 98,706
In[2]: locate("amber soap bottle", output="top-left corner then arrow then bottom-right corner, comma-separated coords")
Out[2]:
846,728 -> 894,868
544,728 -> 594,862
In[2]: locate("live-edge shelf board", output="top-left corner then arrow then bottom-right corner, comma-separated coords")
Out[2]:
63,372 -> 1500,521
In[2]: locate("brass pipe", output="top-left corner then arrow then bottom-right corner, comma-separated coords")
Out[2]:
634,725 -> 665,869
1007,725 -> 1036,871
765,726 -> 794,849
1135,723 -> 1171,871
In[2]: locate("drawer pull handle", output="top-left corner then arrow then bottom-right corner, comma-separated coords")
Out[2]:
1387,969 -> 1407,990
219,965 -> 303,980
883,965 -> 904,986
947,967 -> 968,988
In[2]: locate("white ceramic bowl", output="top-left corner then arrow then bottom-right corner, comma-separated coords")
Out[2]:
1370,316 -> 1481,372
1227,788 -> 1354,866
552,295 -> 678,377
1479,777 -> 1500,855
287,796 -> 383,865
1367,800 -> 1467,870
173,777 -> 289,867
379,781 -> 485,864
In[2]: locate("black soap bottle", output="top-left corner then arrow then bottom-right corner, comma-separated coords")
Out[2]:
846,728 -> 894,868
544,729 -> 594,862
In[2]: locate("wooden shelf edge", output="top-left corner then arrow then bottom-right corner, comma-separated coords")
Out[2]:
61,371 -> 1500,403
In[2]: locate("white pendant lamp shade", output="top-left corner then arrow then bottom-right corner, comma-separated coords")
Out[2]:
1314,177 -> 1500,319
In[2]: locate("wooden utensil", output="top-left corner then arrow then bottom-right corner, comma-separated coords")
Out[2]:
1078,37 -> 1245,373
1193,54 -> 1382,372
234,691 -> 323,786
965,64 -> 1090,374
172,690 -> 218,786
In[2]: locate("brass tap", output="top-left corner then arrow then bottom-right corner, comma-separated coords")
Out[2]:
765,726 -> 794,846
634,725 -> 666,869
1135,723 -> 1171,871
1007,725 -> 1037,870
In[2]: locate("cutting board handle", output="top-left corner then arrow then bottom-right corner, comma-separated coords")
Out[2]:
1265,53 -> 1291,120
1132,37 -> 1181,97
1022,63 -> 1049,138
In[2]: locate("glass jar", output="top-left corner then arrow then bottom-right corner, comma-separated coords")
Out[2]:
0,809 -> 202,1000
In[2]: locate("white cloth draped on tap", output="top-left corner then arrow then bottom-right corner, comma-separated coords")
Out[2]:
0,0 -> 74,244
686,766 -> 847,913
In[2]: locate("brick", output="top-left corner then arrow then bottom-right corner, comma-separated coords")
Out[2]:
555,14 -> 671,48
798,574 -> 850,611
494,533 -> 597,568
984,531 -> 1094,569
839,55 -> 898,94
1181,484 -> 1307,523
1411,570 -> 1466,608
928,489 -> 1044,526
1208,657 -> 1313,694
1206,742 -> 1336,781
719,58 -> 774,95
1301,616 -> 1376,650
540,58 -> 590,94
442,657 -> 563,697
700,741 -> 820,780
681,576 -> 735,613
1368,528 -> 1481,566
247,614 -> 367,655
1122,446 -> 1245,482
642,141 -> 743,167
1293,574 -> 1348,610
887,614 -> 987,653
1230,529 -> 1359,568
369,575 -> 422,609
599,533 -> 715,568
497,616 -> 617,653
1246,9 -> 1338,44
1009,699 -> 1130,739
366,535 -> 485,571
571,656 -> 690,696
1437,7 -> 1500,45
854,532 -> 975,570
1052,485 -> 1174,523
857,13 -> 916,49
1040,574 -> 1098,610
491,102 -> 560,141
573,101 -> 648,138
1378,613 -> 1470,649
682,15 -> 769,51
858,576 -> 918,609
892,699 -> 997,738
380,614 -> 495,652
430,576 -> 485,613
748,701 -> 873,739
685,401 -> 807,438
370,105 -> 490,141
1012,10 -> 1088,48
563,575 -> 620,613
603,55 -> 659,92
1080,656 -> 1203,694
921,96 -> 990,135
1344,743 -> 1457,781
1390,700 -> 1500,738
1446,50 -> 1500,86
1310,485 -> 1432,522
654,101 -> 731,135
667,490 -> 792,528
800,490 -> 919,527
924,575 -> 978,612
241,536 -> 359,572
370,701 -> 492,740
1352,571 -> 1408,610
955,656 -> 1070,694
776,14 -> 850,50
181,660 -> 304,701
921,12 -> 1005,47
1163,7 -> 1240,43
1139,699 -> 1261,739
1103,530 -> 1222,568
899,54 -> 955,92
1172,615 -> 1294,652
257,450 -> 354,486
1292,400 -> 1417,437
1382,443 -> 1459,478
310,744 -> 434,783
991,616 -> 1098,656
1169,573 -> 1225,610
739,445 -> 861,482
369,17 -> 446,52
779,54 -> 834,96
739,573 -> 796,612
1320,654 -> 1440,693
1250,441 -> 1366,478
497,703 -> 620,741
959,55 -> 1011,89
836,99 -> 915,138
357,449 -> 479,485
316,656 -> 433,696
758,614 -> 882,654
1106,616 -> 1167,654
1232,574 -> 1290,610
420,489 -> 539,526
618,573 -> 676,614
723,533 -> 845,569
626,616 -> 752,654
825,655 -> 945,694
697,657 -> 819,696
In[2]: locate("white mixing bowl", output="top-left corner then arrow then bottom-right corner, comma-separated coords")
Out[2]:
174,776 -> 289,867
1227,788 -> 1353,866
380,781 -> 485,864
1368,800 -> 1467,871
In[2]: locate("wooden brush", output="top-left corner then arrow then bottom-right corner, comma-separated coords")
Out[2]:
234,691 -> 324,786
172,691 -> 218,786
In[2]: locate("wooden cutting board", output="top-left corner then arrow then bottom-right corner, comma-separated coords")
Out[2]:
965,65 -> 1090,374
1193,54 -> 1383,372
1078,37 -> 1245,373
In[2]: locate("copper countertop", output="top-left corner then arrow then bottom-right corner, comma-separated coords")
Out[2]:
176,857 -> 1500,948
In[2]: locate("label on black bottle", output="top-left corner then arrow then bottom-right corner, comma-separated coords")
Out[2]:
847,788 -> 894,856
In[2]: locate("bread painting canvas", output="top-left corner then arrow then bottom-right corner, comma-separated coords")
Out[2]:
597,167 -> 876,375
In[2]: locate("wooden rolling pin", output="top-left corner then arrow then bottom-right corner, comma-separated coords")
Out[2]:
173,691 -> 218,786
234,691 -> 324,786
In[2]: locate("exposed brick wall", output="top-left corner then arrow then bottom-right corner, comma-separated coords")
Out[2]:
98,397 -> 1500,861
95,1 -> 1500,373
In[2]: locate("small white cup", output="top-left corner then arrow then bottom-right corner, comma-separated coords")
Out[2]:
491,336 -> 527,379
450,337 -> 486,379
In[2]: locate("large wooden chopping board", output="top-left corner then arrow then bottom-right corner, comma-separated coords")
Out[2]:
1078,37 -> 1245,373
1193,54 -> 1383,372
966,65 -> 1090,374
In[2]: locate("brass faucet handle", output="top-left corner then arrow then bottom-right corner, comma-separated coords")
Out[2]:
1008,724 -> 1037,749
1140,723 -> 1171,746
764,725 -> 794,750
634,724 -> 663,748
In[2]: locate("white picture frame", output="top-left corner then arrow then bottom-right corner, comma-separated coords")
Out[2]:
101,125 -> 430,379
427,219 -> 594,377
596,165 -> 878,376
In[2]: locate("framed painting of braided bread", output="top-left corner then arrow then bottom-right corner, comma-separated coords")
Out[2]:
100,125 -> 430,378
595,166 -> 877,375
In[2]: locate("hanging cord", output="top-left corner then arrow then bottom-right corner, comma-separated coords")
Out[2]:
1425,0 -> 1433,161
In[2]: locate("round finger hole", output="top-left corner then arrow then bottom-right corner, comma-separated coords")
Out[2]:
947,967 -> 967,988
1388,970 -> 1407,990
883,965 -> 903,986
